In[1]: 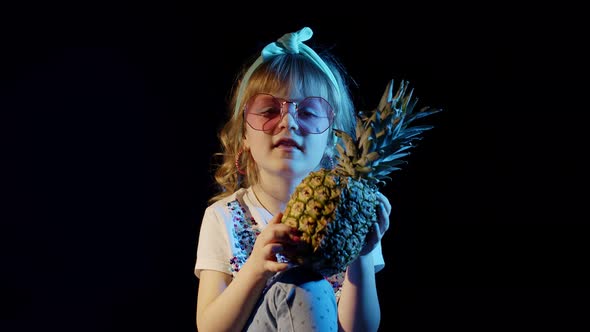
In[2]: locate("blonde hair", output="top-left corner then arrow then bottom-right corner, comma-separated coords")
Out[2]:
209,51 -> 356,204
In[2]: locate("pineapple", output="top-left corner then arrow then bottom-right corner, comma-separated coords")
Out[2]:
281,79 -> 442,277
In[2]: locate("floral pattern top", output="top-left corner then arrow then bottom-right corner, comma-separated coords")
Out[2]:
195,187 -> 382,303
226,199 -> 346,300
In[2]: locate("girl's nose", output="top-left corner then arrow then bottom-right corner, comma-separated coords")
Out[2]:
277,103 -> 299,131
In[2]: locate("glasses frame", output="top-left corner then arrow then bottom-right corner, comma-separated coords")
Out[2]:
243,93 -> 335,135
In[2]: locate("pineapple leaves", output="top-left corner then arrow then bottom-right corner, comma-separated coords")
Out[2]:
377,79 -> 394,112
338,131 -> 357,159
335,79 -> 441,186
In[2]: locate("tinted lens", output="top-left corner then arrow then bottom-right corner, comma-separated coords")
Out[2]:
296,97 -> 334,134
245,94 -> 282,132
245,94 -> 334,134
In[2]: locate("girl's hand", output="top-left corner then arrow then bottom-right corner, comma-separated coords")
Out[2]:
360,191 -> 391,256
244,212 -> 299,280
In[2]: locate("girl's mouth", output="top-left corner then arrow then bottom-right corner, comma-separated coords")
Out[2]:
274,138 -> 302,151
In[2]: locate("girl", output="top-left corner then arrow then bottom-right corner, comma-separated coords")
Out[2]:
194,27 -> 391,332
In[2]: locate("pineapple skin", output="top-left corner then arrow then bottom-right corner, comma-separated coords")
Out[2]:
281,168 -> 377,277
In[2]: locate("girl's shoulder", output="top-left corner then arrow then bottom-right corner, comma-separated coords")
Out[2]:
206,187 -> 250,211
204,186 -> 270,230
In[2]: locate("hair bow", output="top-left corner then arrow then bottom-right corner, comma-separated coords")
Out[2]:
234,27 -> 340,119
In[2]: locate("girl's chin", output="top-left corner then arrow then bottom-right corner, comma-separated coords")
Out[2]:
275,162 -> 318,177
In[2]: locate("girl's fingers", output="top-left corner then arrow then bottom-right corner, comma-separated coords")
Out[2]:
370,222 -> 381,242
258,222 -> 299,248
377,192 -> 392,215
375,192 -> 391,236
268,212 -> 300,243
268,243 -> 284,256
269,212 -> 284,224
264,261 -> 290,273
264,244 -> 291,272
378,202 -> 390,234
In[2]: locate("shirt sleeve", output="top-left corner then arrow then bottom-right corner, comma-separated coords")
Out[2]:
194,206 -> 232,278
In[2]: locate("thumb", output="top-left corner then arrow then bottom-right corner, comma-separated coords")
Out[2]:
269,212 -> 284,224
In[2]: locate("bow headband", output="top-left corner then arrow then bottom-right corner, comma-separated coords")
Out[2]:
233,27 -> 341,119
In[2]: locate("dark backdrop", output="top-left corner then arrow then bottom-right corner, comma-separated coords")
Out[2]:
2,3 -> 587,332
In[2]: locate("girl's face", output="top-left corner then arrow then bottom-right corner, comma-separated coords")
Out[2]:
243,90 -> 330,182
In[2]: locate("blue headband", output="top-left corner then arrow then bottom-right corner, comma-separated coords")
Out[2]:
233,27 -> 341,119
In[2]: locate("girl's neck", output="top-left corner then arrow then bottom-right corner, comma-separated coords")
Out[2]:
252,175 -> 301,216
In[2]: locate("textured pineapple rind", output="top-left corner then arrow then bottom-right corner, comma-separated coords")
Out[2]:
280,169 -> 378,277
313,175 -> 377,276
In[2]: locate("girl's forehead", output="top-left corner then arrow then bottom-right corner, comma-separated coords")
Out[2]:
275,91 -> 306,101
258,86 -> 302,100
265,85 -> 327,100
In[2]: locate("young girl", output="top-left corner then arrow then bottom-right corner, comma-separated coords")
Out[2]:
194,27 -> 391,332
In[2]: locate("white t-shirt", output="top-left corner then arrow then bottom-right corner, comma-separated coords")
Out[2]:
194,187 -> 385,296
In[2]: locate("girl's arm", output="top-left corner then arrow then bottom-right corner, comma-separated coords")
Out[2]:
337,253 -> 381,332
196,213 -> 296,331
196,268 -> 267,331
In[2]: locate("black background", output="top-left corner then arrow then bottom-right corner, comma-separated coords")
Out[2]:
2,2 -> 587,332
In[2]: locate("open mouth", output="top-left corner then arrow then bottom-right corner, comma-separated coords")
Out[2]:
274,138 -> 302,151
